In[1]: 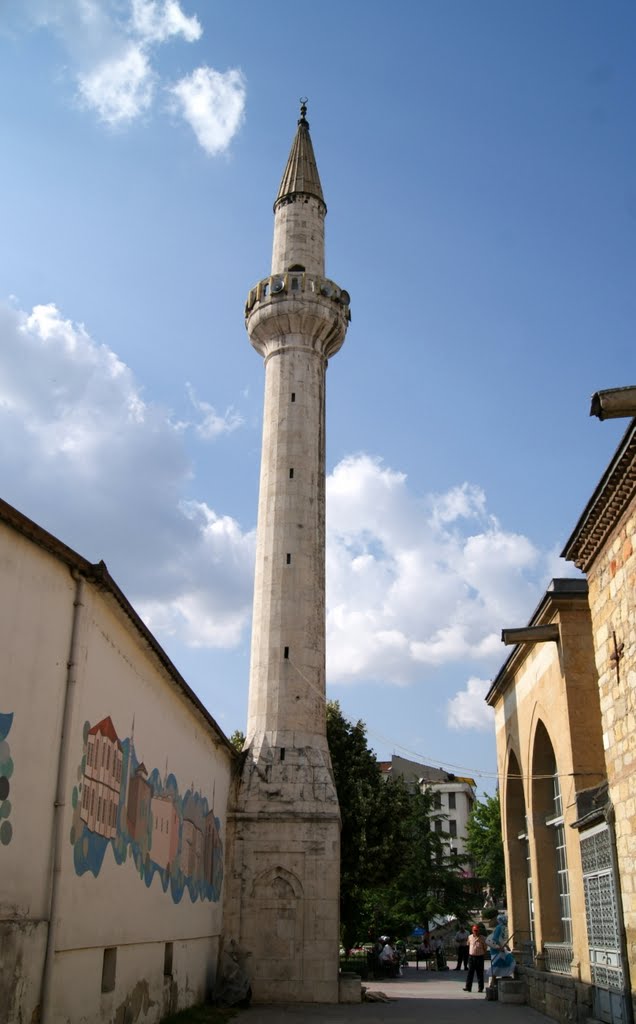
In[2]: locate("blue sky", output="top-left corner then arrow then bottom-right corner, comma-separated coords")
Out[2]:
1,1 -> 634,793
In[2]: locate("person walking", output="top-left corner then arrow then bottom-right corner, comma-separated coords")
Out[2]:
463,925 -> 488,993
454,925 -> 469,970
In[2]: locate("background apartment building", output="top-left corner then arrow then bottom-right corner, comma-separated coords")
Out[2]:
379,755 -> 476,858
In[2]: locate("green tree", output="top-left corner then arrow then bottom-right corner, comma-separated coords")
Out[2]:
326,701 -> 412,950
228,729 -> 245,752
326,702 -> 476,948
377,787 -> 476,934
465,791 -> 506,901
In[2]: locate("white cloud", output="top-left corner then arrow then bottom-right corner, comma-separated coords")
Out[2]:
447,677 -> 494,732
186,383 -> 243,440
0,300 -> 560,684
170,66 -> 246,156
326,454 -> 547,685
131,0 -> 202,44
14,1 -> 244,150
430,482 -> 487,526
78,44 -> 154,125
0,299 -> 254,645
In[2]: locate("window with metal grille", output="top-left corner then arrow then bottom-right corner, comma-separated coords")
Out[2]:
547,774 -> 572,944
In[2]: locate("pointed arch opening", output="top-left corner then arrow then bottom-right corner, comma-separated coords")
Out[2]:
505,748 -> 532,944
531,720 -> 572,963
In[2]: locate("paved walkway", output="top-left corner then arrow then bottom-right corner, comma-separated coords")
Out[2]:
231,966 -> 549,1023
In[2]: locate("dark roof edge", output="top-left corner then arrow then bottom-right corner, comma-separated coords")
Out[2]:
0,496 -> 95,575
561,417 -> 636,567
570,783 -> 611,831
0,497 -> 237,759
485,578 -> 588,706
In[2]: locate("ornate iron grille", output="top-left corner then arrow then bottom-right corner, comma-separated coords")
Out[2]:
581,825 -> 625,1020
544,942 -> 573,975
581,828 -> 612,874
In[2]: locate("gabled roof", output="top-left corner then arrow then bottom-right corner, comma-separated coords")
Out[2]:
275,104 -> 325,209
0,496 -> 236,758
561,418 -> 636,572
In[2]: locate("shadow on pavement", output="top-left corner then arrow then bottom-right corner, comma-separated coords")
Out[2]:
229,964 -> 551,1023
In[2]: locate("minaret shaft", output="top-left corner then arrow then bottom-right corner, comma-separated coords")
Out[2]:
227,105 -> 350,1005
271,195 -> 325,277
247,344 -> 327,745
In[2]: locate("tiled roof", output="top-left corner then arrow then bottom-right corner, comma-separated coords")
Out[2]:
89,715 -> 121,747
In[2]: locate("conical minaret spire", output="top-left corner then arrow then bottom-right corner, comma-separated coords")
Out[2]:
275,100 -> 325,207
270,99 -> 328,278
228,103 -> 351,1004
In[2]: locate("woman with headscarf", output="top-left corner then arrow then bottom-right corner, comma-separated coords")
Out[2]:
487,913 -> 516,978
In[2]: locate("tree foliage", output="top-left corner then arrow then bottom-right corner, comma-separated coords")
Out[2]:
228,729 -> 245,752
326,701 -> 411,949
326,701 -> 477,949
464,791 -> 506,901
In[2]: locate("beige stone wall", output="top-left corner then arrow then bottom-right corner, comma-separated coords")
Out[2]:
585,503 -> 636,975
0,520 -> 234,1024
493,597 -> 605,984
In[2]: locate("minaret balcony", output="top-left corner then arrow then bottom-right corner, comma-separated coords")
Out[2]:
245,273 -> 351,360
245,272 -> 350,318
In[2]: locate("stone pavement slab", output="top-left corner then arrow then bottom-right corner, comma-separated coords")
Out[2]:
230,966 -> 550,1023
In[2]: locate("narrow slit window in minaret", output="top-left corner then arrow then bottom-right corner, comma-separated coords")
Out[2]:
289,468 -> 294,478
291,393 -> 296,402
284,646 -> 289,659
286,553 -> 291,564
280,748 -> 286,762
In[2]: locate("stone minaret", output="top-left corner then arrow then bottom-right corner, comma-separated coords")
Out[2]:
226,102 -> 351,1003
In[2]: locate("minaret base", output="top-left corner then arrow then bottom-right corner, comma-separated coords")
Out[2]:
225,737 -> 341,1003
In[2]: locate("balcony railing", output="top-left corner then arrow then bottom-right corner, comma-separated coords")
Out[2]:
544,943 -> 573,975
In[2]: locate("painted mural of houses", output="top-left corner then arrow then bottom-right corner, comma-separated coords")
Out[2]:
126,763 -> 151,845
150,793 -> 179,870
182,816 -> 204,881
80,716 -> 123,839
204,810 -> 222,888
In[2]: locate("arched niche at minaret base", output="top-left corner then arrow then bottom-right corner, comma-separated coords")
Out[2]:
224,789 -> 341,1003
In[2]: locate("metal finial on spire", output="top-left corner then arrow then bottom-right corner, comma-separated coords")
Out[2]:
275,97 -> 324,207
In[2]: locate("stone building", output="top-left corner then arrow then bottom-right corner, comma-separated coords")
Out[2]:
488,390 -> 636,1024
487,579 -> 608,1022
562,399 -> 636,1024
225,101 -> 350,1004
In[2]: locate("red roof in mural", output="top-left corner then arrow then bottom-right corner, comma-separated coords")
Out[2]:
88,716 -> 122,748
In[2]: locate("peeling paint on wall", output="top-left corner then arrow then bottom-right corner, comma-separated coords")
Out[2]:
114,978 -> 154,1024
70,716 -> 223,903
0,712 -> 14,846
